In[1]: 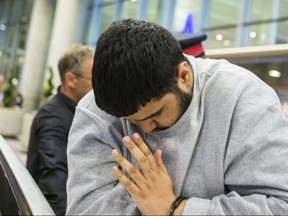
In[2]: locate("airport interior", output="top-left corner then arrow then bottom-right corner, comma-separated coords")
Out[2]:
1,0 -> 288,162
1,0 -> 288,215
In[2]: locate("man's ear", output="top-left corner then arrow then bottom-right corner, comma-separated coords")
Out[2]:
64,72 -> 77,88
177,61 -> 193,93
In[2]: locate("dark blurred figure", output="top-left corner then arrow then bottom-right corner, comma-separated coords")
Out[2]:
26,45 -> 94,215
175,32 -> 207,57
14,92 -> 23,107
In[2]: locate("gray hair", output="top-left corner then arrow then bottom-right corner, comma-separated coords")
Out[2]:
58,44 -> 94,82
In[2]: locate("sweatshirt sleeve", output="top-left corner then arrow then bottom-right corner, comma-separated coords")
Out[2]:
66,104 -> 139,215
182,103 -> 288,215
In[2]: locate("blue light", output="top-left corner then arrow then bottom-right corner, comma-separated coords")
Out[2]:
0,24 -> 6,31
181,13 -> 194,34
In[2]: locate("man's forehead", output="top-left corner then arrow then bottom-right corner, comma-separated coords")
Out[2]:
123,93 -> 175,121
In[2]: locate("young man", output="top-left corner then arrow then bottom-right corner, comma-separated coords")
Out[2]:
26,45 -> 94,215
66,19 -> 288,215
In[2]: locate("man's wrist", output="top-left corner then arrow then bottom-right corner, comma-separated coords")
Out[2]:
169,196 -> 187,216
173,199 -> 187,215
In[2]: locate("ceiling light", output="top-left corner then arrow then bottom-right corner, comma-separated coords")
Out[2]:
268,70 -> 281,78
249,31 -> 257,38
260,33 -> 267,40
216,34 -> 223,41
223,40 -> 230,46
0,24 -> 6,31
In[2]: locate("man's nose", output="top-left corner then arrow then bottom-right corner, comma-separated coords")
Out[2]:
138,120 -> 157,133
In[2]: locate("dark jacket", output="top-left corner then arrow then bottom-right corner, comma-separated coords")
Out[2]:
26,87 -> 76,215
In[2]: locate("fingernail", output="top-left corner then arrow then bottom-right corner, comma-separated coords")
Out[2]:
133,133 -> 140,140
112,149 -> 119,156
123,136 -> 131,143
112,166 -> 118,172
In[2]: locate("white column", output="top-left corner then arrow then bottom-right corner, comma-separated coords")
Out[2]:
19,0 -> 56,111
45,0 -> 84,88
20,0 -> 84,111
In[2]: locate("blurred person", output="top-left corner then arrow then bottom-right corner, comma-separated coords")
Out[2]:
14,92 -> 23,107
0,74 -> 4,106
26,45 -> 94,215
66,19 -> 288,215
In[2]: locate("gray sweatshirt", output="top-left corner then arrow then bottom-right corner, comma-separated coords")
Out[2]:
66,56 -> 288,215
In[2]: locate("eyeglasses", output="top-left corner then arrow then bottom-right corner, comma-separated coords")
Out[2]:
72,72 -> 92,81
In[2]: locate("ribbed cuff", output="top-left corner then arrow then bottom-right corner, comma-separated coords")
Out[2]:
182,197 -> 211,215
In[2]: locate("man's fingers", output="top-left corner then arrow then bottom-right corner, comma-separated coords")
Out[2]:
112,149 -> 146,188
122,136 -> 154,175
154,149 -> 167,173
112,165 -> 140,194
131,133 -> 158,170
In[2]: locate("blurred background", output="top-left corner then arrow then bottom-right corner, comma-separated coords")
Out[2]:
0,0 -> 288,112
0,2 -> 287,210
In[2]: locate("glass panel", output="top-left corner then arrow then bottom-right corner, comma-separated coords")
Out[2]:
80,0 -> 94,45
244,0 -> 288,46
202,0 -> 241,49
0,0 -> 33,83
250,0 -> 273,21
246,24 -> 271,46
99,1 -> 117,34
146,0 -> 162,24
279,0 -> 288,17
122,0 -> 139,19
206,28 -> 237,49
277,20 -> 288,44
244,0 -> 273,46
209,0 -> 240,27
0,160 -> 20,215
84,0 -> 286,49
173,0 -> 201,33
277,0 -> 288,44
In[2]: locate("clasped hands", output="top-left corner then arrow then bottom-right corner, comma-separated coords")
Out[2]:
112,133 -> 177,215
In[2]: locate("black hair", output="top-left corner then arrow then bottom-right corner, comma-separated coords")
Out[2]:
92,19 -> 185,117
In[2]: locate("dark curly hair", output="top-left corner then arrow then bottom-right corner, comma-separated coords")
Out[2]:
92,19 -> 185,117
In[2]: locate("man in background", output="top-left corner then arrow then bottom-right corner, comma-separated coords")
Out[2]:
26,44 -> 94,215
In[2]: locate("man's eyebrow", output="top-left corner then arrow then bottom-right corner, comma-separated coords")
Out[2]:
135,108 -> 163,121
